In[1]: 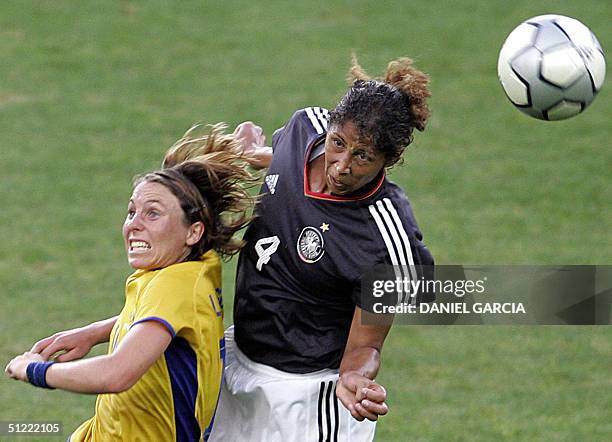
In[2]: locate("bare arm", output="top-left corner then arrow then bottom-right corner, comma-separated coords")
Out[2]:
6,321 -> 172,394
30,316 -> 119,362
336,307 -> 392,421
233,121 -> 272,169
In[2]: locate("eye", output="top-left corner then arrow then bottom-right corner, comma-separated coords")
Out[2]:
356,151 -> 371,162
127,209 -> 136,220
147,209 -> 160,219
331,137 -> 344,150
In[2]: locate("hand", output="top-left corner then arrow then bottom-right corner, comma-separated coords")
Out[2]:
336,371 -> 389,421
30,327 -> 96,362
233,121 -> 266,156
5,352 -> 44,382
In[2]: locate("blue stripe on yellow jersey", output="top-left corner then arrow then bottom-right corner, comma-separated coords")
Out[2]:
70,250 -> 225,442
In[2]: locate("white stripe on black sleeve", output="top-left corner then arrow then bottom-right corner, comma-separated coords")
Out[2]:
375,200 -> 409,271
313,107 -> 329,130
375,200 -> 413,303
369,204 -> 406,304
306,107 -> 324,134
383,198 -> 417,281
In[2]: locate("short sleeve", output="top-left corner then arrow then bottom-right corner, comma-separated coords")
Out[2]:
271,107 -> 329,154
131,270 -> 196,338
271,126 -> 285,151
355,192 -> 436,310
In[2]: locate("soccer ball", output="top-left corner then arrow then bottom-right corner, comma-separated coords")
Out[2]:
497,15 -> 605,121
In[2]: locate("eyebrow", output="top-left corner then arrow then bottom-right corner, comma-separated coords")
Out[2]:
128,199 -> 166,206
329,131 -> 345,142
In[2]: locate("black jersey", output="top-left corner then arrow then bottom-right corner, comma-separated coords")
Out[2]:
234,107 -> 434,373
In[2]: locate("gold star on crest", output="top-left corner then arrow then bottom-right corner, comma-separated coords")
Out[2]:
320,223 -> 330,232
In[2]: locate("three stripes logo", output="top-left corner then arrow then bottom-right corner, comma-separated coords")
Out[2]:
369,198 -> 417,304
317,380 -> 339,442
305,107 -> 329,134
265,174 -> 279,194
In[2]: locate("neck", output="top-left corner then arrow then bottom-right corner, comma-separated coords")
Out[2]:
308,155 -> 329,193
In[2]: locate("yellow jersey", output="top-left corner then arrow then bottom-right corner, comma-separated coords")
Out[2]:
70,250 -> 225,441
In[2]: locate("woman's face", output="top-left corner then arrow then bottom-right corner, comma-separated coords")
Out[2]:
324,120 -> 386,195
122,181 -> 200,270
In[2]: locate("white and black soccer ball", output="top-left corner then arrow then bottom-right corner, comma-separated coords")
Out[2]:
497,14 -> 605,121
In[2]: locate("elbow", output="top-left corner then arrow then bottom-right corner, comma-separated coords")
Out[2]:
98,359 -> 141,393
103,376 -> 137,394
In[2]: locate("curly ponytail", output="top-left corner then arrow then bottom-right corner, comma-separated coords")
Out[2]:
330,55 -> 432,166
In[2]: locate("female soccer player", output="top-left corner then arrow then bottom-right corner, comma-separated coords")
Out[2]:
209,56 -> 435,441
5,125 -> 256,441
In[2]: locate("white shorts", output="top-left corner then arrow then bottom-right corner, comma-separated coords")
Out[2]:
207,326 -> 377,442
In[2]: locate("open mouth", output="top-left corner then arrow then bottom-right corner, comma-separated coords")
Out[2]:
329,174 -> 347,189
129,240 -> 151,252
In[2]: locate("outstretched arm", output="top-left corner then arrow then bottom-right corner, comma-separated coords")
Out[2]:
30,316 -> 118,362
336,307 -> 392,421
6,321 -> 172,394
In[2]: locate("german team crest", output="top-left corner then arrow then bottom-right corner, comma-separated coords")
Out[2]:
297,226 -> 325,263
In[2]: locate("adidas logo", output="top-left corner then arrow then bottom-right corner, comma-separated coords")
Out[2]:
265,174 -> 279,194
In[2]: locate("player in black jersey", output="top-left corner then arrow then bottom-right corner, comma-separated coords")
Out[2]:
209,57 -> 434,442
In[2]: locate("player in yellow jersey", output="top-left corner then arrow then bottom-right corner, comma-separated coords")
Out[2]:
5,124 -> 257,441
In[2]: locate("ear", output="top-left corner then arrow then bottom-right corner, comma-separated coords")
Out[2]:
185,221 -> 205,246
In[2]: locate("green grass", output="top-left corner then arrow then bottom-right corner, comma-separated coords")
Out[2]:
1,1 -> 610,440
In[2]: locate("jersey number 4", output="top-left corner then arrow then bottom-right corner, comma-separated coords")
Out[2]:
255,236 -> 280,271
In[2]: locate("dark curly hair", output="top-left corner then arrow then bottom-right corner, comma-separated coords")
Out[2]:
329,56 -> 431,167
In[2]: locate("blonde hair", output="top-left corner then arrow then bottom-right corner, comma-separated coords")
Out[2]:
137,124 -> 258,260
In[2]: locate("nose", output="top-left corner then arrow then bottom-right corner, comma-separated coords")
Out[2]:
336,152 -> 352,174
125,213 -> 144,232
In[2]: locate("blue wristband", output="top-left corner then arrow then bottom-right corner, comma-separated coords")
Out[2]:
26,362 -> 56,389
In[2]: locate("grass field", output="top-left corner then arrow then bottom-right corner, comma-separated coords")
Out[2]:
1,1 -> 610,441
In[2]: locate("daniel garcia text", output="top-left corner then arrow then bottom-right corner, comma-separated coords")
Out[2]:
371,277 -> 526,315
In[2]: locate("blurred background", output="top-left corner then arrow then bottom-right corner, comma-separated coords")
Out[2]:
1,1 -> 610,440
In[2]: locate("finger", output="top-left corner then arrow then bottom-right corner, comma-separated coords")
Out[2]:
31,336 -> 54,353
356,386 -> 368,401
362,386 -> 386,403
361,399 -> 388,416
5,359 -> 17,378
39,340 -> 67,361
354,402 -> 379,421
336,386 -> 364,421
347,403 -> 365,421
335,387 -> 355,412
55,348 -> 83,363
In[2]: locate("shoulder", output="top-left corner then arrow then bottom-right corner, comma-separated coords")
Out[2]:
365,181 -> 434,265
368,182 -> 421,237
299,106 -> 330,135
147,254 -> 220,293
273,107 -> 330,149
